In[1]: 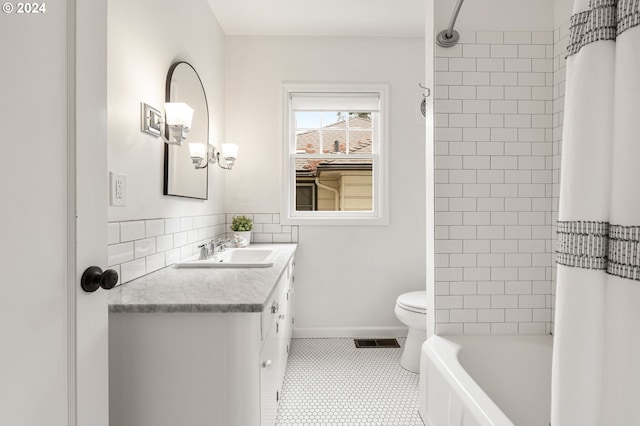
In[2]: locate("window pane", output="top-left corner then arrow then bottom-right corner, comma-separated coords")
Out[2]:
294,158 -> 373,212
347,113 -> 372,127
295,111 -> 321,129
323,130 -> 347,153
295,184 -> 315,211
322,111 -> 346,127
348,130 -> 373,154
296,130 -> 320,154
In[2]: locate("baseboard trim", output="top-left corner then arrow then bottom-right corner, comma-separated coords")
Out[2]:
293,326 -> 408,339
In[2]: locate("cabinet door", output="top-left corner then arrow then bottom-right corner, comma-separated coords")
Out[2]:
260,324 -> 279,426
275,291 -> 289,392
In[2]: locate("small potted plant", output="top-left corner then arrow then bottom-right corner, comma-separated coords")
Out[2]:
231,215 -> 253,247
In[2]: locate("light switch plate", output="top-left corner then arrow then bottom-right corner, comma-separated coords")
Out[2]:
110,172 -> 126,206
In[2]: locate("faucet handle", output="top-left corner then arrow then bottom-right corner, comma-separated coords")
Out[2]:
198,244 -> 209,260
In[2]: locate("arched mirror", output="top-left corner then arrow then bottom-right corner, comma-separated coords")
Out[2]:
164,62 -> 209,199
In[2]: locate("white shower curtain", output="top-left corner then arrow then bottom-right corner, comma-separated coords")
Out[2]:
552,0 -> 640,425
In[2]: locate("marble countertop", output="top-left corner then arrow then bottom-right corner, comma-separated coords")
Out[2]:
108,244 -> 297,314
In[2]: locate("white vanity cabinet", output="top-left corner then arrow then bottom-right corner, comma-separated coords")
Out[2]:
108,246 -> 296,426
259,256 -> 295,426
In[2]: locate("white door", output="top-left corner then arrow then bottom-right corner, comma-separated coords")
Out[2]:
0,1 -> 109,425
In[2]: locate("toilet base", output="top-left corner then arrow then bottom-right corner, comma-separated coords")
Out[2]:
400,327 -> 427,373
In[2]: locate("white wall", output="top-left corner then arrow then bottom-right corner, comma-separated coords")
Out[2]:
108,0 -> 226,222
436,0 -> 555,32
555,0 -> 574,27
225,36 -> 426,335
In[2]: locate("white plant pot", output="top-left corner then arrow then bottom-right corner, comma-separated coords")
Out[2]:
233,231 -> 251,247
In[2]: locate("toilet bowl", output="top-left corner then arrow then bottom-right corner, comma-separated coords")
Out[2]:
394,291 -> 427,373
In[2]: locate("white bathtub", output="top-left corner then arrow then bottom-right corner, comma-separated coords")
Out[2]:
419,335 -> 552,426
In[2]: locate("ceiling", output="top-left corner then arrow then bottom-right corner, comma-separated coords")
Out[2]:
206,0 -> 425,37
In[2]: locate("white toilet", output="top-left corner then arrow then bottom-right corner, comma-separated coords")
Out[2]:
394,291 -> 427,373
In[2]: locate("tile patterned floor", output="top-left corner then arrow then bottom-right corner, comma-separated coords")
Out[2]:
275,338 -> 425,426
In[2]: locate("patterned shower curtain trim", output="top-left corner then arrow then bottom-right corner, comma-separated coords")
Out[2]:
558,0 -> 640,281
557,221 -> 640,280
566,0 -> 640,57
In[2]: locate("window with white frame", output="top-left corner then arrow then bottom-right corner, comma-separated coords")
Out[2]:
282,84 -> 388,225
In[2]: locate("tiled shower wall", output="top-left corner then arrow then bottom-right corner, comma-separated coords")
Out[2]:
434,30 -> 556,335
108,212 -> 298,285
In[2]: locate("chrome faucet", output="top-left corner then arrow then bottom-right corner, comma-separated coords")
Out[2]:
210,238 -> 231,257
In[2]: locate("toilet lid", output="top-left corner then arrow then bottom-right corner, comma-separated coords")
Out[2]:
397,291 -> 427,312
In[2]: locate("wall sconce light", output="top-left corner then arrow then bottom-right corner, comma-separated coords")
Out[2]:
141,102 -> 194,145
188,143 -> 239,170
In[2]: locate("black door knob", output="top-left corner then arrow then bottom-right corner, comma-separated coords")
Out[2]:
81,266 -> 119,292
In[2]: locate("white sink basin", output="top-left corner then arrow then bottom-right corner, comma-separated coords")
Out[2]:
174,248 -> 276,268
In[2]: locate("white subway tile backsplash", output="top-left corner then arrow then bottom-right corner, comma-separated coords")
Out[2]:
165,248 -> 181,266
165,218 -> 180,234
108,242 -> 134,267
134,238 -> 156,259
108,223 -> 120,245
120,221 -> 145,242
146,252 -> 165,274
254,233 -> 274,243
120,258 -> 146,284
180,217 -> 193,231
187,230 -> 199,244
253,213 -> 273,224
110,213 -> 299,285
145,219 -> 164,238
